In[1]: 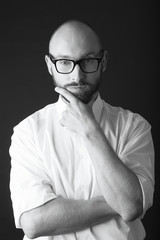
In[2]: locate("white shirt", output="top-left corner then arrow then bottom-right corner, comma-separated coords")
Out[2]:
9,94 -> 155,240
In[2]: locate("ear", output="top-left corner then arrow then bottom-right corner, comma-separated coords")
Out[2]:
45,55 -> 52,75
101,50 -> 108,72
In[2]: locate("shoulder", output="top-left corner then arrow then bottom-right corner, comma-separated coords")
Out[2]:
101,100 -> 151,132
13,103 -> 57,134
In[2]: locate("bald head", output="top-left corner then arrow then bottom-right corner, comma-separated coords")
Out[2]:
49,20 -> 102,58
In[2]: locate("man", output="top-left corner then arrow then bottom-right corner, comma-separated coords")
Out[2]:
10,20 -> 154,240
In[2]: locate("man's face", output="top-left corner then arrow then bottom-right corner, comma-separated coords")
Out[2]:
45,24 -> 106,104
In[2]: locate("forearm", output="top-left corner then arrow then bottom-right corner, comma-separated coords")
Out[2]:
20,196 -> 117,238
84,125 -> 143,221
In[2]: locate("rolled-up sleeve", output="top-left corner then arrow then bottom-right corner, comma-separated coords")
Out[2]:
119,114 -> 155,217
9,120 -> 57,228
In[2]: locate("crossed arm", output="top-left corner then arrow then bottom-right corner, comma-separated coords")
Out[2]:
20,88 -> 143,238
21,196 -> 117,239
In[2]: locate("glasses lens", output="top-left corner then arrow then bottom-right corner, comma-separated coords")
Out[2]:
80,59 -> 99,73
56,60 -> 74,73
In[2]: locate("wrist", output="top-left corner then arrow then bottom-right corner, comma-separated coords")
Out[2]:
83,121 -> 103,140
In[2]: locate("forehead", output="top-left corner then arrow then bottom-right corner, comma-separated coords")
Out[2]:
49,23 -> 101,58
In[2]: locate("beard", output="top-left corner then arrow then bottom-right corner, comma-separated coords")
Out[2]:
52,75 -> 102,104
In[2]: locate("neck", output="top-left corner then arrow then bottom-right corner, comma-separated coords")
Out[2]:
87,91 -> 98,108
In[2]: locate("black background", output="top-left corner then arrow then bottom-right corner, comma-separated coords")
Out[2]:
0,1 -> 159,239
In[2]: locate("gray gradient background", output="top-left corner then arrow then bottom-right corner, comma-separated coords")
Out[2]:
0,1 -> 158,239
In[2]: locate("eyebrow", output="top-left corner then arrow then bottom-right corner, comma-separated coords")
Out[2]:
55,55 -> 72,59
84,51 -> 97,57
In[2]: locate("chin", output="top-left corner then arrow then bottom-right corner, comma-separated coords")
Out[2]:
70,91 -> 94,104
53,78 -> 99,104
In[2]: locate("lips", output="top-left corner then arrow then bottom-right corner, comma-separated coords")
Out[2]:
66,85 -> 86,92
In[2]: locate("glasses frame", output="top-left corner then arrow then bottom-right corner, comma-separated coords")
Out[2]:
48,50 -> 104,74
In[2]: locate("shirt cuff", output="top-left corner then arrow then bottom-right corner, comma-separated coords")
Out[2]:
13,186 -> 57,228
137,174 -> 154,218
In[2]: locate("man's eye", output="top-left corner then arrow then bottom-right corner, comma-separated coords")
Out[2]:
84,59 -> 91,63
83,59 -> 95,64
59,60 -> 71,65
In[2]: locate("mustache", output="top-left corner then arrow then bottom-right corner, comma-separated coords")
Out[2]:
64,81 -> 86,88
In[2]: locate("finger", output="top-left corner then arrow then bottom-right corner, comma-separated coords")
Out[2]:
55,87 -> 77,104
61,95 -> 70,104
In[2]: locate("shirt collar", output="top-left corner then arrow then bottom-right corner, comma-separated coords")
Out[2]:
56,92 -> 103,123
92,93 -> 103,123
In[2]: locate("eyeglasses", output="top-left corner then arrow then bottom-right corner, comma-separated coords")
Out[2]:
48,50 -> 104,74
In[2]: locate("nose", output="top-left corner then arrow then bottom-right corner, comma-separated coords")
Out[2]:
71,64 -> 84,83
